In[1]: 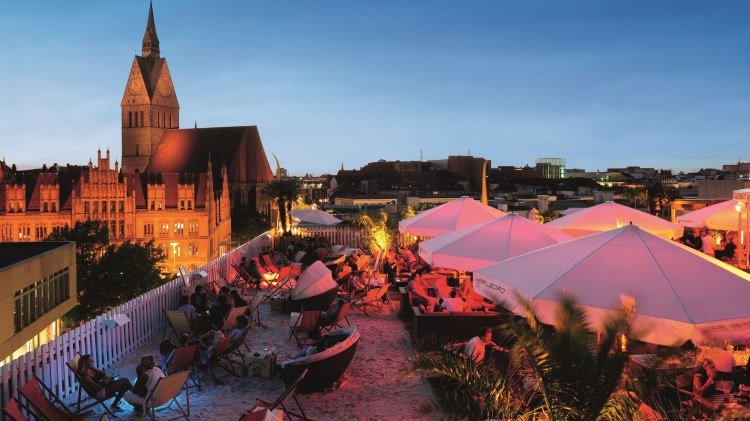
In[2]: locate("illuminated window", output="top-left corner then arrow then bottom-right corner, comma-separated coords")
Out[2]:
119,201 -> 124,213
188,242 -> 199,256
118,221 -> 125,237
187,200 -> 193,210
157,201 -> 162,210
160,221 -> 169,236
174,221 -> 184,235
18,225 -> 31,241
180,200 -> 185,210
13,268 -> 70,332
144,222 -> 154,236
189,220 -> 198,235
84,201 -> 90,214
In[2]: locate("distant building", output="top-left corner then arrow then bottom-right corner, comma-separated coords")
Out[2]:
0,242 -> 76,363
697,180 -> 750,199
536,158 -> 566,179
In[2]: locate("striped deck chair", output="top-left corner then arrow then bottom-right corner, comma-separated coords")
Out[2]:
19,376 -> 90,421
143,371 -> 191,421
166,344 -> 202,390
238,369 -> 309,421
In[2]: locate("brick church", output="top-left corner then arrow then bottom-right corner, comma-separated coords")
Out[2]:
0,4 -> 274,273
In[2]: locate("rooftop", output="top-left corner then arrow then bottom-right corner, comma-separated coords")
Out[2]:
0,241 -> 72,269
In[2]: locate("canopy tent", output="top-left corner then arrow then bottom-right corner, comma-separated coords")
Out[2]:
676,199 -> 738,231
418,213 -> 572,272
474,224 -> 750,346
399,196 -> 506,237
292,261 -> 337,300
545,201 -> 683,240
291,209 -> 342,226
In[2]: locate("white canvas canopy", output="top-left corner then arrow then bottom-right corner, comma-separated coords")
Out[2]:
291,209 -> 342,225
545,201 -> 683,240
418,213 -> 572,271
676,199 -> 739,231
292,261 -> 338,300
399,196 -> 506,237
474,224 -> 750,346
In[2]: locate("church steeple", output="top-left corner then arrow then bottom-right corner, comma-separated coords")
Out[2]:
142,2 -> 160,58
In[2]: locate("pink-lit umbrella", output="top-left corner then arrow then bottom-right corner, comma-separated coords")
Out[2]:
474,224 -> 750,346
545,201 -> 683,240
418,213 -> 572,271
676,199 -> 739,231
399,196 -> 506,237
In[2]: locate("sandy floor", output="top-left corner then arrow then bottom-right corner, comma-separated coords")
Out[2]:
81,294 -> 437,420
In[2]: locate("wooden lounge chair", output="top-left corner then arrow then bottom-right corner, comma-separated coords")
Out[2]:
289,310 -> 321,347
238,369 -> 310,421
163,310 -> 193,340
222,306 -> 249,333
218,326 -> 253,374
247,292 -> 266,326
19,376 -> 91,421
253,257 -> 279,284
166,344 -> 202,390
352,283 -> 392,315
143,371 -> 191,421
320,302 -> 352,333
3,397 -> 29,421
229,263 -> 257,289
206,334 -> 237,383
261,254 -> 280,274
65,354 -> 119,418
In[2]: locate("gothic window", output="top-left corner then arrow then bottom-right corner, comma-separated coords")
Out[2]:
174,221 -> 184,235
102,201 -> 107,213
129,111 -> 133,127
134,111 -> 139,127
179,200 -> 185,210
189,220 -> 198,235
84,201 -> 90,214
188,243 -> 198,256
93,201 -> 99,214
140,111 -> 144,127
187,200 -> 193,210
150,200 -> 155,210
110,201 -> 115,213
51,202 -> 57,212
119,201 -> 124,213
43,202 -> 48,212
157,201 -> 163,210
118,221 -> 125,237
169,113 -> 172,128
144,222 -> 154,236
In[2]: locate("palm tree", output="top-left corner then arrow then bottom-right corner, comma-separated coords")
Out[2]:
262,178 -> 302,233
535,208 -> 559,223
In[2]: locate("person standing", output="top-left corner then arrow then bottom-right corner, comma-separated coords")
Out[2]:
701,229 -> 716,257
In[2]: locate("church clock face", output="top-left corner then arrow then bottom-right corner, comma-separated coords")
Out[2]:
129,79 -> 144,94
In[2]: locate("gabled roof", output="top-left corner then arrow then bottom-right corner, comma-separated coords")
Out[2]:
135,56 -> 165,100
145,126 -> 273,186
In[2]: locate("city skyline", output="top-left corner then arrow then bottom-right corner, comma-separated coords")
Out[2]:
1,1 -> 750,175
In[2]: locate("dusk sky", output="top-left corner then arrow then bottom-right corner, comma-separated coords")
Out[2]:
1,1 -> 749,175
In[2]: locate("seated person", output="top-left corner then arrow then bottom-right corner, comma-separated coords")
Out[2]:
240,256 -> 262,286
230,289 -> 247,308
321,299 -> 346,325
463,327 -> 506,364
124,355 -> 166,417
227,315 -> 251,348
209,294 -> 232,330
175,295 -> 197,324
439,290 -> 469,312
77,354 -> 133,411
190,285 -> 209,314
407,275 -> 437,312
693,358 -> 718,397
458,278 -> 486,310
719,234 -> 737,261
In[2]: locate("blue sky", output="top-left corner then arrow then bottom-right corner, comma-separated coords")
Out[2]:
1,1 -> 749,175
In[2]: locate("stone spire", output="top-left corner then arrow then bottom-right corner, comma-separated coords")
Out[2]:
142,2 -> 160,58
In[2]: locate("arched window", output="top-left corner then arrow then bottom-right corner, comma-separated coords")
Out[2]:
140,111 -> 144,127
134,111 -> 138,127
168,113 -> 172,128
128,111 -> 132,127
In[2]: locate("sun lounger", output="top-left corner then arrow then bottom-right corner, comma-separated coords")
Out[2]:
289,310 -> 321,347
163,310 -> 193,340
19,376 -> 90,421
261,254 -> 280,274
247,292 -> 266,326
238,369 -> 309,421
352,283 -> 392,315
143,371 -> 191,421
222,306 -> 249,333
3,397 -> 29,421
231,263 -> 260,289
253,257 -> 279,284
219,326 -> 253,374
166,344 -> 202,390
206,334 -> 237,383
65,354 -> 119,418
320,302 -> 352,333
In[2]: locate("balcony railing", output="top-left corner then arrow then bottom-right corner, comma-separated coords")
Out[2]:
0,232 -> 272,410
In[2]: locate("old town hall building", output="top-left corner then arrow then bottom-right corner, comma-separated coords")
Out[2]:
0,4 -> 274,273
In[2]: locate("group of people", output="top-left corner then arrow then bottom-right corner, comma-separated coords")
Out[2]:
407,273 -> 487,313
383,245 -> 427,279
285,236 -> 333,268
680,228 -> 737,261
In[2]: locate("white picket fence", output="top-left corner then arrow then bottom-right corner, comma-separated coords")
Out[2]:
294,225 -> 417,249
0,233 -> 272,412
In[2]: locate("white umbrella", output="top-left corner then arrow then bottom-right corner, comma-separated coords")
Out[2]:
545,201 -> 683,240
676,199 -> 739,231
291,209 -> 342,226
418,213 -> 572,271
399,196 -> 506,237
474,224 -> 750,346
292,261 -> 337,300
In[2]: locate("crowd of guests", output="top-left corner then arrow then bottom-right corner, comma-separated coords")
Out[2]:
679,228 -> 737,261
407,272 -> 488,313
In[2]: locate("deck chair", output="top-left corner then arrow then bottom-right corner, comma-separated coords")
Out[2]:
247,292 -> 266,326
261,254 -> 280,273
219,327 -> 253,373
65,355 -> 119,418
289,264 -> 303,278
238,369 -> 310,421
352,283 -> 392,315
253,257 -> 279,284
289,310 -> 321,347
163,310 -> 193,340
3,397 -> 29,421
166,345 -> 202,391
19,376 -> 90,421
222,306 -> 249,333
319,302 -> 352,333
143,371 -> 191,421
230,263 -> 260,289
262,267 -> 294,302
206,334 -> 237,383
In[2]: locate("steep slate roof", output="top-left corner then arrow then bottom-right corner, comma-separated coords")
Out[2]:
144,126 -> 274,188
135,56 -> 165,100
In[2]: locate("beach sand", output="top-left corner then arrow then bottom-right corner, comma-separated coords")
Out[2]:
83,295 -> 438,420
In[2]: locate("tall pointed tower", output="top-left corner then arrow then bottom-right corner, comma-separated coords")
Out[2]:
121,3 -> 180,173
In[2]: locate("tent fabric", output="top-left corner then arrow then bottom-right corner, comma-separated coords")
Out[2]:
291,209 -> 342,225
292,261 -> 337,300
676,200 -> 739,231
545,201 -> 683,240
474,224 -> 750,346
418,213 -> 572,272
399,197 -> 506,237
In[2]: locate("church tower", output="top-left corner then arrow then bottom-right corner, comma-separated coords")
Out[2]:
121,3 -> 180,173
